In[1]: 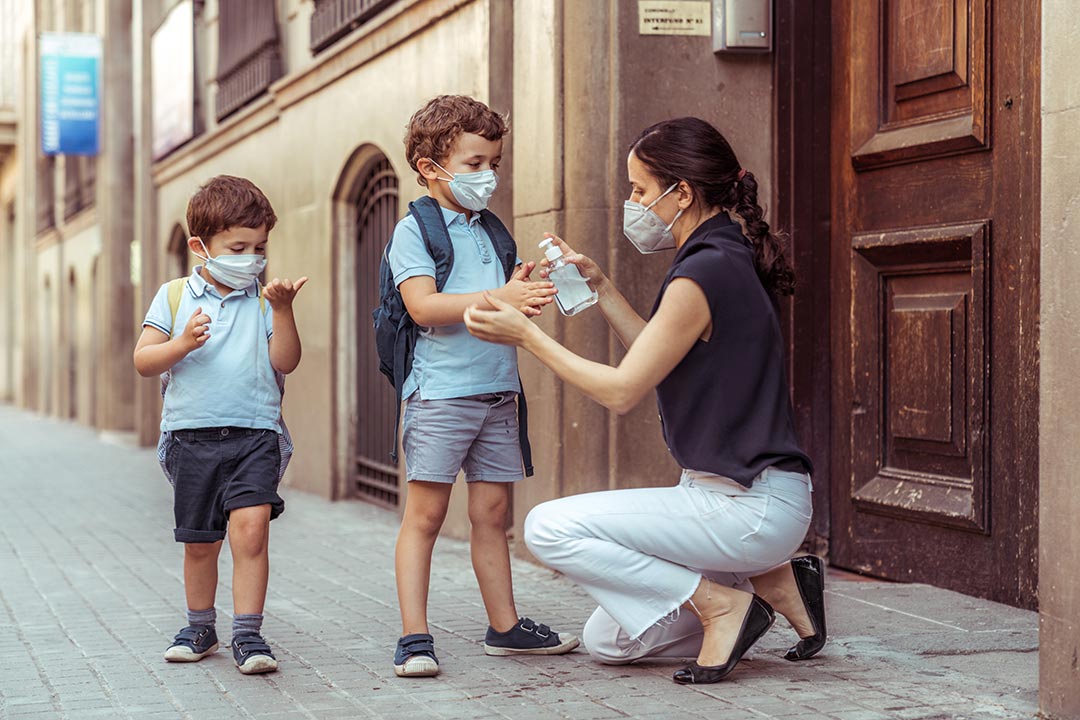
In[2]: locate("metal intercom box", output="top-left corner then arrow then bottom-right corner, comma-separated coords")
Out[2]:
712,0 -> 772,53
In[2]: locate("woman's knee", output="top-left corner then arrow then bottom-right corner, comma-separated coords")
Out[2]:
523,501 -> 565,558
582,611 -> 639,665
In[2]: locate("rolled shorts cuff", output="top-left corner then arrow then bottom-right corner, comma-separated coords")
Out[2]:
224,493 -> 285,520
175,528 -> 226,543
466,472 -> 523,483
407,473 -> 459,484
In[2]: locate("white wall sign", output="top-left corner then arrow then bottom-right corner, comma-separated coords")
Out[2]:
151,0 -> 195,160
638,0 -> 711,37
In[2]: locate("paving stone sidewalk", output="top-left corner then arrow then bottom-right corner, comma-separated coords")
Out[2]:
0,406 -> 1038,719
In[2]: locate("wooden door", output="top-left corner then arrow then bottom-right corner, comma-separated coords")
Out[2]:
830,0 -> 1039,608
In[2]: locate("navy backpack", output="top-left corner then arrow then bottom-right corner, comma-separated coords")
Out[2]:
372,196 -> 534,475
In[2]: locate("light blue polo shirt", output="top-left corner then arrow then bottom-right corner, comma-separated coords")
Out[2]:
387,204 -> 520,400
143,267 -> 281,432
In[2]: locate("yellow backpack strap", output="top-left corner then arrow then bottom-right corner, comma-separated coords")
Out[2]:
259,285 -> 266,315
167,277 -> 187,337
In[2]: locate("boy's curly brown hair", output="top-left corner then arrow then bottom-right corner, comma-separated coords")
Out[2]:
404,95 -> 509,187
186,175 -> 277,241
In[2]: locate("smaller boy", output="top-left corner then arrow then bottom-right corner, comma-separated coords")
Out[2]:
387,95 -> 578,678
134,175 -> 306,675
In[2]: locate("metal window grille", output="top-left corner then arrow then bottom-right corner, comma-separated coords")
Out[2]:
310,0 -> 399,53
216,0 -> 282,120
63,157 -> 95,219
36,156 -> 55,233
355,155 -> 400,508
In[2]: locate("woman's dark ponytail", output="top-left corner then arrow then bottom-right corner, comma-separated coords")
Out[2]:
630,117 -> 796,296
732,170 -> 795,296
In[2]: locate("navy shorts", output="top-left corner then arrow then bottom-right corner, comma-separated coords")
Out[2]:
163,427 -> 285,543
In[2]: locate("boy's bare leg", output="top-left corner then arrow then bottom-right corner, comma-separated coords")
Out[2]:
184,540 -> 223,612
229,504 -> 272,615
396,482 -> 454,634
467,481 -> 518,633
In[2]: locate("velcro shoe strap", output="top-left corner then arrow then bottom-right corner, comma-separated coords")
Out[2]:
233,635 -> 272,656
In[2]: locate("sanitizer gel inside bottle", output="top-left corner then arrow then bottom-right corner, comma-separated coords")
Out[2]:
540,238 -> 599,316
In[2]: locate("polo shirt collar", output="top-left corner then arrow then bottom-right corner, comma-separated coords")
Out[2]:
439,204 -> 481,228
187,266 -> 260,298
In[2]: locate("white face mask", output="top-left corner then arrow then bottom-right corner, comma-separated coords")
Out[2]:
192,238 -> 266,290
433,160 -> 498,211
623,183 -> 684,254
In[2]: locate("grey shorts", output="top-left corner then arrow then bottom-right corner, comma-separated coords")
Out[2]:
402,392 -> 524,483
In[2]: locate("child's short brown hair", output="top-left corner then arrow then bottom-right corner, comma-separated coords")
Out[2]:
186,175 -> 277,241
404,95 -> 509,187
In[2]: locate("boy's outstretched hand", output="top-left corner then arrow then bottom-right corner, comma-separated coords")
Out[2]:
264,277 -> 309,309
493,261 -> 556,317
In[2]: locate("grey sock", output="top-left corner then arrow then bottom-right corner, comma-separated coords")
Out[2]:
233,613 -> 263,639
187,607 -> 216,629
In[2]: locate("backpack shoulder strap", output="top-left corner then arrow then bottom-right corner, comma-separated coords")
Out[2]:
167,277 -> 188,337
408,196 -> 455,291
478,209 -> 518,282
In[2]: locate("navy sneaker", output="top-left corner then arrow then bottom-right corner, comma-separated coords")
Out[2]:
164,625 -> 219,662
231,633 -> 278,675
394,633 -> 439,677
484,617 -> 580,656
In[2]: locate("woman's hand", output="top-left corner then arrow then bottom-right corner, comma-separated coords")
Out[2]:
538,234 -> 607,291
464,292 -> 537,347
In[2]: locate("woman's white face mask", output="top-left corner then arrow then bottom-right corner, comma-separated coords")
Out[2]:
192,238 -> 266,290
622,183 -> 683,254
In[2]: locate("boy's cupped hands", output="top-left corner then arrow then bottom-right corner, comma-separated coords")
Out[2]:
492,261 -> 556,317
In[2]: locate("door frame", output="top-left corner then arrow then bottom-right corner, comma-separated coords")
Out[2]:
821,0 -> 1040,606
331,143 -> 401,504
774,0 -> 833,555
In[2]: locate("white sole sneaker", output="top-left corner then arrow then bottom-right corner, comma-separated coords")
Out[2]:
236,654 -> 279,675
164,642 -> 220,662
484,634 -> 581,656
394,656 -> 439,677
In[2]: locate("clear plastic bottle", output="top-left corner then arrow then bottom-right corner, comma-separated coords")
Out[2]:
539,238 -> 598,316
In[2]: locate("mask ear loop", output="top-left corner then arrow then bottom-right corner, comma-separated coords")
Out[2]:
651,183 -> 684,233
191,238 -> 212,263
429,159 -> 456,183
644,182 -> 680,211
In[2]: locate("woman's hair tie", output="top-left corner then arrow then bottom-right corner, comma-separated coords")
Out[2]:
737,168 -> 747,182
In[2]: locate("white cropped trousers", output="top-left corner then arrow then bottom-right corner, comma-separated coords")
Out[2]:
523,467 -> 812,664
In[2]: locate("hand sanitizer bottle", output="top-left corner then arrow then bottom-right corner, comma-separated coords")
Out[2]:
539,238 -> 599,316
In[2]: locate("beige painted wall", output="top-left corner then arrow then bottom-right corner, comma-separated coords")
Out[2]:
148,0 -> 494,499
510,0 -> 775,547
1039,0 -> 1080,715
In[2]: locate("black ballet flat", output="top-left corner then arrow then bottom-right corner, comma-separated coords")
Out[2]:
673,594 -> 775,684
783,555 -> 827,661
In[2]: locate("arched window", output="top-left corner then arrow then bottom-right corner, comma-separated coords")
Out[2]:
67,269 -> 77,419
167,224 -> 188,279
41,276 -> 54,413
354,154 -> 399,507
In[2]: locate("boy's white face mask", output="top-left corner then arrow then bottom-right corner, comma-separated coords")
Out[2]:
432,160 -> 498,212
192,238 -> 266,290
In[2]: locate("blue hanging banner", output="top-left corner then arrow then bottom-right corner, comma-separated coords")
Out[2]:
40,32 -> 102,156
